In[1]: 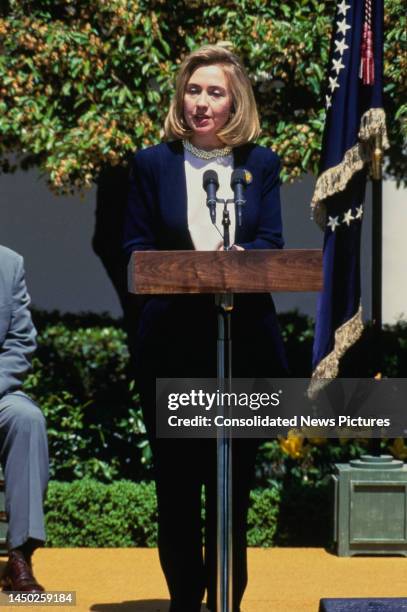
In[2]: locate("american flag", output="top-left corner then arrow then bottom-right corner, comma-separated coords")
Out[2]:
309,0 -> 389,395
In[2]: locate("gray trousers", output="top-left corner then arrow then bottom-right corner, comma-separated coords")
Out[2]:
0,391 -> 49,550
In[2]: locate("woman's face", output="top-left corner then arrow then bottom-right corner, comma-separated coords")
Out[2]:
183,63 -> 233,147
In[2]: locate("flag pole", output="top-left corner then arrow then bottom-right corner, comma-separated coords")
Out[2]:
371,137 -> 384,456
371,134 -> 384,332
371,178 -> 382,330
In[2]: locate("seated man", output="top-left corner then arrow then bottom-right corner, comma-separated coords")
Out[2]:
0,245 -> 48,592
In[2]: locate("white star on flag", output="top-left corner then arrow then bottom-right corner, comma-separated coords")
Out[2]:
337,0 -> 350,16
336,18 -> 351,36
334,37 -> 349,55
327,216 -> 340,232
355,205 -> 363,219
343,209 -> 354,226
332,57 -> 345,75
329,76 -> 340,93
325,94 -> 332,109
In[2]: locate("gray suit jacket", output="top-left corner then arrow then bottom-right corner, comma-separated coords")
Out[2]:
0,245 -> 37,398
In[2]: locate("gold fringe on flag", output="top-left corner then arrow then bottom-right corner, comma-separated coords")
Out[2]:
309,109 -> 388,393
311,108 -> 389,229
308,304 -> 364,399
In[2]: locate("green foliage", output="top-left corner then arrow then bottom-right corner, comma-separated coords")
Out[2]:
31,324 -> 129,400
23,315 -> 151,482
247,486 -> 280,546
42,474 -> 337,548
383,0 -> 407,183
45,479 -> 158,547
45,477 -> 281,547
0,1 -> 405,190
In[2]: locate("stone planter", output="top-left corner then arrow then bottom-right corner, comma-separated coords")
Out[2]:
333,455 -> 407,556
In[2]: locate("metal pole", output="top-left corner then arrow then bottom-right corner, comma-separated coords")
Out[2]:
371,174 -> 383,456
371,177 -> 383,330
214,196 -> 235,611
216,293 -> 233,612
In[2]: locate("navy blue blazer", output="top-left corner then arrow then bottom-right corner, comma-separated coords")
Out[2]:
124,140 -> 283,253
124,140 -> 287,375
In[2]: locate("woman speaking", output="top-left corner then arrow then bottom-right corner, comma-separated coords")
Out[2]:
124,45 -> 287,612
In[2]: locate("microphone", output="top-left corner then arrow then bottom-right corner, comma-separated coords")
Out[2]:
203,169 -> 219,224
231,169 -> 249,227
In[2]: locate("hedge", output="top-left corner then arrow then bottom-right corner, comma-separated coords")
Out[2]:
24,313 -> 151,482
45,478 -> 282,548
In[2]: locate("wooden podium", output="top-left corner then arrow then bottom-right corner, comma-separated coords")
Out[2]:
128,248 -> 322,612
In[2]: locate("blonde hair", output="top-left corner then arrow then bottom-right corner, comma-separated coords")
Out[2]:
164,45 -> 261,146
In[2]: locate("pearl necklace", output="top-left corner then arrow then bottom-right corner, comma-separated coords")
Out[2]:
182,139 -> 232,160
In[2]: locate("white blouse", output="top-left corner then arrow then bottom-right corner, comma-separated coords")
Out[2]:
184,149 -> 236,251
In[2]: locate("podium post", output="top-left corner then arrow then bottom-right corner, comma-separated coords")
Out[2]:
129,248 -> 322,612
215,291 -> 234,612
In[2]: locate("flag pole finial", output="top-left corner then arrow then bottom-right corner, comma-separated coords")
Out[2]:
371,133 -> 383,180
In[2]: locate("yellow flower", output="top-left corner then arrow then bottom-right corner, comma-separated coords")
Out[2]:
279,430 -> 306,459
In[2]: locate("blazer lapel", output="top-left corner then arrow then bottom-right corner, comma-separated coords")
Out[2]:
162,141 -> 194,249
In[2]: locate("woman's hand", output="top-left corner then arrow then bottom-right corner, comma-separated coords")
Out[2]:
216,242 -> 245,251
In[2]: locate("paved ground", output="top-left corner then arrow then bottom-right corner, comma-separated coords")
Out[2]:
0,548 -> 406,611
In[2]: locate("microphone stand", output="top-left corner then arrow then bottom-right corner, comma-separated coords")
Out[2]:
212,197 -> 236,612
